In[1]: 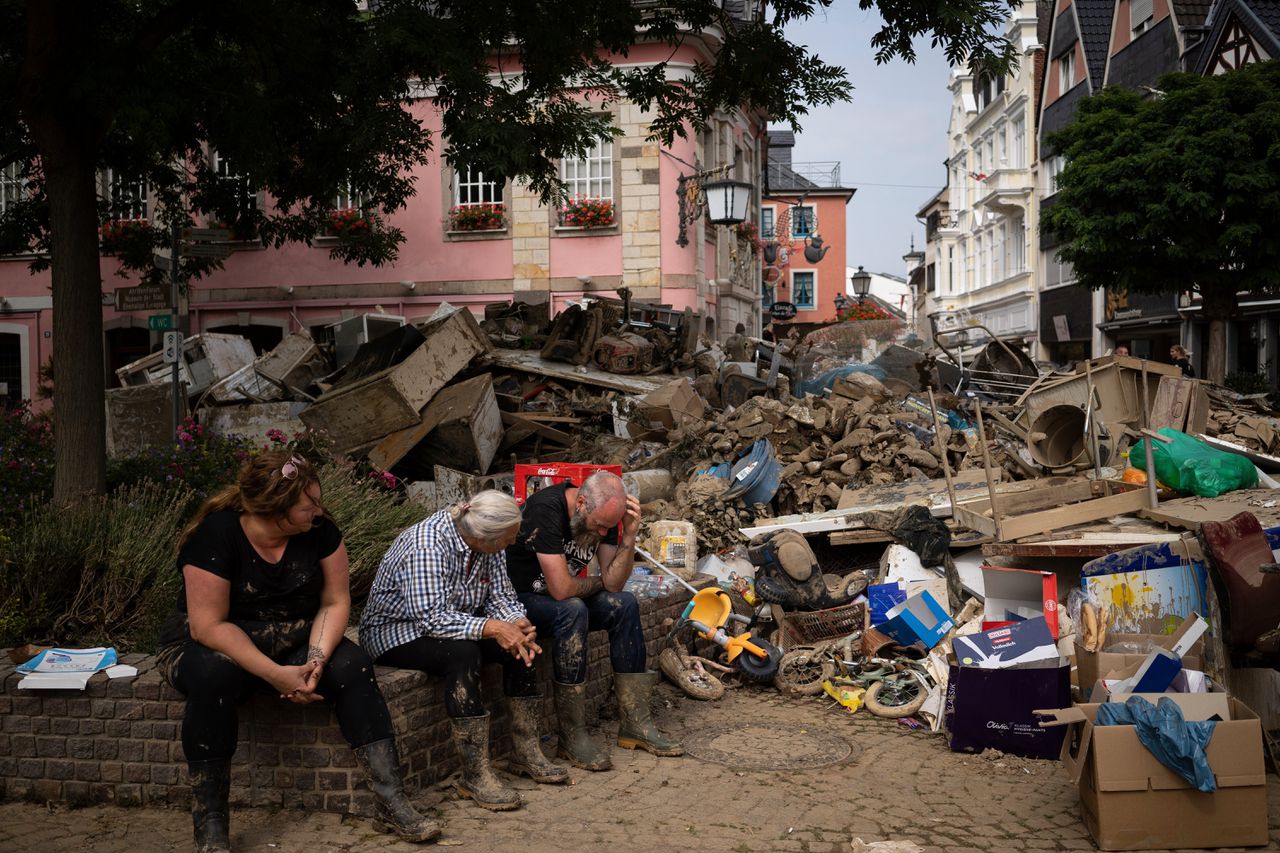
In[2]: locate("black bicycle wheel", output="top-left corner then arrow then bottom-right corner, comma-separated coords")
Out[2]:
737,637 -> 782,683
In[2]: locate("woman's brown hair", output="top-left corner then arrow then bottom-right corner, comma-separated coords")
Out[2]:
178,450 -> 321,547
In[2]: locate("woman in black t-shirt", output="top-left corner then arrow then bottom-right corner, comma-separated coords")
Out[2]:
157,451 -> 438,849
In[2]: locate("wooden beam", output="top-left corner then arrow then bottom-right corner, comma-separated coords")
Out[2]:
995,488 -> 1150,542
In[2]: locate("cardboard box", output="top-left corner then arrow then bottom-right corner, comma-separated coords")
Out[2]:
1038,694 -> 1267,850
953,616 -> 1059,669
876,590 -> 953,650
947,658 -> 1070,759
629,379 -> 707,438
1076,613 -> 1207,700
1083,564 -> 1209,634
980,565 -> 1059,638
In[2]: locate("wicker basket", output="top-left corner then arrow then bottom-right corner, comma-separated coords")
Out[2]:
773,600 -> 866,648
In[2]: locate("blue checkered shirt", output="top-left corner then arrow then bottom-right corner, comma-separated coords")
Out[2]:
359,510 -> 526,660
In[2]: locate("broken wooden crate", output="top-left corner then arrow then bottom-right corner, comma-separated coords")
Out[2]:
950,478 -> 1150,542
367,374 -> 502,477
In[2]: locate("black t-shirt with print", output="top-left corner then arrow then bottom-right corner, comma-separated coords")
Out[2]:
505,482 -> 618,594
164,510 -> 342,635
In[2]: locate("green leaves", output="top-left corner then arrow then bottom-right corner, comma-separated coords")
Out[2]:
1043,61 -> 1280,308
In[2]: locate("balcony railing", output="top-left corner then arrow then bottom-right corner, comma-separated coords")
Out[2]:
765,161 -> 843,191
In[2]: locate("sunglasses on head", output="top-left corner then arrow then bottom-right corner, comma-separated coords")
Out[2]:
279,455 -> 306,480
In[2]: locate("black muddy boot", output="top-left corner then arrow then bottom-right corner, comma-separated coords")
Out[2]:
450,714 -> 522,810
507,696 -> 569,784
353,739 -> 442,843
188,759 -> 230,853
553,680 -> 612,771
615,671 -> 684,756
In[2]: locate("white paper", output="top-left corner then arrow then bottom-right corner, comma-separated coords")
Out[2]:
18,671 -> 96,690
105,664 -> 138,679
19,647 -> 112,673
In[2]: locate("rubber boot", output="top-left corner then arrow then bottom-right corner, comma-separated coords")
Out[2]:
615,671 -> 685,756
188,759 -> 230,853
353,739 -> 442,843
553,681 -> 613,771
450,715 -> 522,811
507,696 -> 569,784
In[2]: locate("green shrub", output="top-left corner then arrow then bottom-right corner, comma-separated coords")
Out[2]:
0,403 -> 55,528
1224,372 -> 1272,396
107,416 -> 252,502
317,461 -> 425,603
0,481 -> 193,650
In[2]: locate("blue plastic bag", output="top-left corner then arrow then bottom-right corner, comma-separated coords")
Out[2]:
1095,695 -> 1218,792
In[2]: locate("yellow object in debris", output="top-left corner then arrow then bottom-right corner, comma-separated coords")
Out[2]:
822,680 -> 864,713
1121,467 -> 1147,485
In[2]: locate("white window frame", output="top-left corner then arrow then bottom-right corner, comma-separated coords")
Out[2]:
760,205 -> 776,240
453,166 -> 504,207
0,162 -> 24,217
1010,115 -> 1027,169
790,269 -> 817,310
1044,154 -> 1066,195
1059,50 -> 1076,93
561,138 -> 613,201
789,204 -> 816,238
1011,214 -> 1026,275
210,150 -> 257,218
334,179 -> 371,212
1131,0 -> 1154,34
105,169 -> 149,221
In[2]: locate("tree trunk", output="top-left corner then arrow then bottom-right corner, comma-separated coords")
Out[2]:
1200,286 -> 1238,386
45,151 -> 107,502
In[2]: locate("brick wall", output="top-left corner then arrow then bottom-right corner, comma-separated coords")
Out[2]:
0,591 -> 691,815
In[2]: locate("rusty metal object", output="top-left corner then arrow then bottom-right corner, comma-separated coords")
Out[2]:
591,332 -> 655,374
861,625 -> 896,659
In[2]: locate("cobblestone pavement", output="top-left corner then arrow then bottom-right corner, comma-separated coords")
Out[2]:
1,686 -> 1277,853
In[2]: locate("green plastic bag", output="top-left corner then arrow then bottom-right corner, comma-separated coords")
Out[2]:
1131,428 -> 1258,498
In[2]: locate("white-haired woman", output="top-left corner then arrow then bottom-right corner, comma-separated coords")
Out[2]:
360,491 -> 564,811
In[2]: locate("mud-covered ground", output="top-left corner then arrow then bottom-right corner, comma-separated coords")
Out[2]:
1,685 -> 1277,852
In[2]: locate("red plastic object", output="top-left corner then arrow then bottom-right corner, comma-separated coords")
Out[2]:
513,463 -> 623,504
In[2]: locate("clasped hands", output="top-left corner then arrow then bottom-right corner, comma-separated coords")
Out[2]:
270,658 -> 326,705
485,617 -> 542,667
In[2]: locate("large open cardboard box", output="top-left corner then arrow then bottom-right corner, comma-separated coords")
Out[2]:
1076,613 -> 1207,700
1038,693 -> 1268,850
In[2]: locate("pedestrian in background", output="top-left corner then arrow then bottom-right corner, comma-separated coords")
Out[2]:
1170,344 -> 1196,377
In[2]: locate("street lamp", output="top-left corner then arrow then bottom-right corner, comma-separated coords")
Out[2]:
702,179 -> 753,225
850,265 -> 872,305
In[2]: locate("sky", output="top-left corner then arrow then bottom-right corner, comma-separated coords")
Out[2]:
782,5 -> 956,279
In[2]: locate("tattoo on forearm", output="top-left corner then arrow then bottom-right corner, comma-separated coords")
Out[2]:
308,611 -> 328,663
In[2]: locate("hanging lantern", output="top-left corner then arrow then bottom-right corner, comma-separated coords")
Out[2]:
702,179 -> 753,225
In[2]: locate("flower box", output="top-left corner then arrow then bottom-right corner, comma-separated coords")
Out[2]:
329,208 -> 369,239
559,196 -> 615,228
448,202 -> 506,232
99,218 -> 150,255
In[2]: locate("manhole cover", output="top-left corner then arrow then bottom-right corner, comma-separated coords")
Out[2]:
683,723 -> 855,770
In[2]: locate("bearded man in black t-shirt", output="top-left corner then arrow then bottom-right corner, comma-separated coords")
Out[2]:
505,471 -> 683,770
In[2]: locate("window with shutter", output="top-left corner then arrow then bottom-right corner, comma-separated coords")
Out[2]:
1131,0 -> 1153,33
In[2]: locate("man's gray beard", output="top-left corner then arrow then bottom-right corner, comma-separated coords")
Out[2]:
569,508 -> 602,550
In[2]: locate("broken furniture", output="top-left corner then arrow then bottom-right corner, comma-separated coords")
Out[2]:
299,307 -> 490,452
105,383 -> 189,458
367,373 -> 503,478
115,332 -> 257,397
326,313 -> 406,369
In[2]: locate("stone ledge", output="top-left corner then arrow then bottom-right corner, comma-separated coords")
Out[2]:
0,592 -> 690,815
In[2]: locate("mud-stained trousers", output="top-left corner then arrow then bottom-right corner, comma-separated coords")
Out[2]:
158,619 -> 393,762
517,590 -> 645,684
375,636 -> 539,718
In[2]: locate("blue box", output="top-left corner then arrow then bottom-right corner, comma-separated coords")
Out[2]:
868,583 -> 907,626
877,590 -> 954,650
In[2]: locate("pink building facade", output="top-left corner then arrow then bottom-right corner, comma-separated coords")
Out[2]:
759,131 -> 854,329
0,39 -> 768,406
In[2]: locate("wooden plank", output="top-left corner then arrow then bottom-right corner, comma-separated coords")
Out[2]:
835,470 -> 985,511
1198,433 -> 1280,473
487,349 -> 672,394
953,477 -> 1100,517
368,374 -> 500,473
981,541 -> 1155,558
500,411 -> 573,445
1139,488 -> 1280,530
1186,383 -> 1211,435
952,505 -> 997,537
996,488 -> 1150,542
